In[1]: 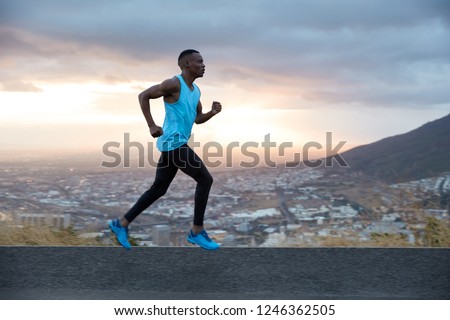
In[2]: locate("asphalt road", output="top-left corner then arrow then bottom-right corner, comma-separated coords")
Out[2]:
0,246 -> 449,299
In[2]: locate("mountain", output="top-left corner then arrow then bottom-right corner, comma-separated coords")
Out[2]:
330,113 -> 450,183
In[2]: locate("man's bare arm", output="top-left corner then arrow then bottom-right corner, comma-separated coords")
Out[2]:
138,77 -> 179,137
195,101 -> 222,124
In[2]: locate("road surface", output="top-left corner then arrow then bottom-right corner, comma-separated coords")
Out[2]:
0,246 -> 449,299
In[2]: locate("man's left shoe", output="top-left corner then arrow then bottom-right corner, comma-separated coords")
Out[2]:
109,219 -> 131,250
187,229 -> 220,250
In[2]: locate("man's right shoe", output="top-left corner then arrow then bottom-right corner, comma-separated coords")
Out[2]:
187,229 -> 220,250
109,219 -> 131,250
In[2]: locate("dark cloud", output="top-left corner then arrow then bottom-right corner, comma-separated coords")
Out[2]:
1,0 -> 449,108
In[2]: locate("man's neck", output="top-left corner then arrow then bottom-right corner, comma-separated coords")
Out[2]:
181,71 -> 196,89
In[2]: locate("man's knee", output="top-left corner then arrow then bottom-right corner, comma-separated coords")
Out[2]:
202,172 -> 213,187
194,169 -> 213,186
149,179 -> 170,197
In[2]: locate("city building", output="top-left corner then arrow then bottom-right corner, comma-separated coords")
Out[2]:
152,225 -> 171,246
15,213 -> 71,229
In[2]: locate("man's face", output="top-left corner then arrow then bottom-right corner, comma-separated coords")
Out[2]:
188,53 -> 205,77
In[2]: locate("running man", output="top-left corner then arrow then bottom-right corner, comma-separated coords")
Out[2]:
109,49 -> 222,250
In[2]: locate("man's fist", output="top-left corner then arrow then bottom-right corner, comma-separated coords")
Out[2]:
149,125 -> 163,138
211,101 -> 222,115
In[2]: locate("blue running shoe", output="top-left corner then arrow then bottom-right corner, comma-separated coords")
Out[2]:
109,219 -> 131,250
187,229 -> 220,250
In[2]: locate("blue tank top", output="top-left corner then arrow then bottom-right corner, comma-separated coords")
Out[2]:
157,75 -> 200,151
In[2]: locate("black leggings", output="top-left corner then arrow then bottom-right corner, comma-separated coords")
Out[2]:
124,144 -> 213,226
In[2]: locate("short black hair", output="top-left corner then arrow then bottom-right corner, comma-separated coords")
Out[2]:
178,49 -> 199,63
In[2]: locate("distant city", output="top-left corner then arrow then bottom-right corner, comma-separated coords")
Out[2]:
1,157 -> 449,247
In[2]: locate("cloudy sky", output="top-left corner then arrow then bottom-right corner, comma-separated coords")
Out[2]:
0,0 -> 449,159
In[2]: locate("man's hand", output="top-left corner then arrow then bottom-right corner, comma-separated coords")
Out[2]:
211,101 -> 222,115
195,101 -> 222,124
149,125 -> 163,138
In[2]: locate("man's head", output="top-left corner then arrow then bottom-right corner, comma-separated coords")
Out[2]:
178,49 -> 205,77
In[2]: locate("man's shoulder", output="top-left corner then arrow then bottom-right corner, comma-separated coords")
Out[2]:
163,76 -> 180,86
161,76 -> 181,93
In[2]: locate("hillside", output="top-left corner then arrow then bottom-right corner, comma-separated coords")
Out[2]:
331,113 -> 450,183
